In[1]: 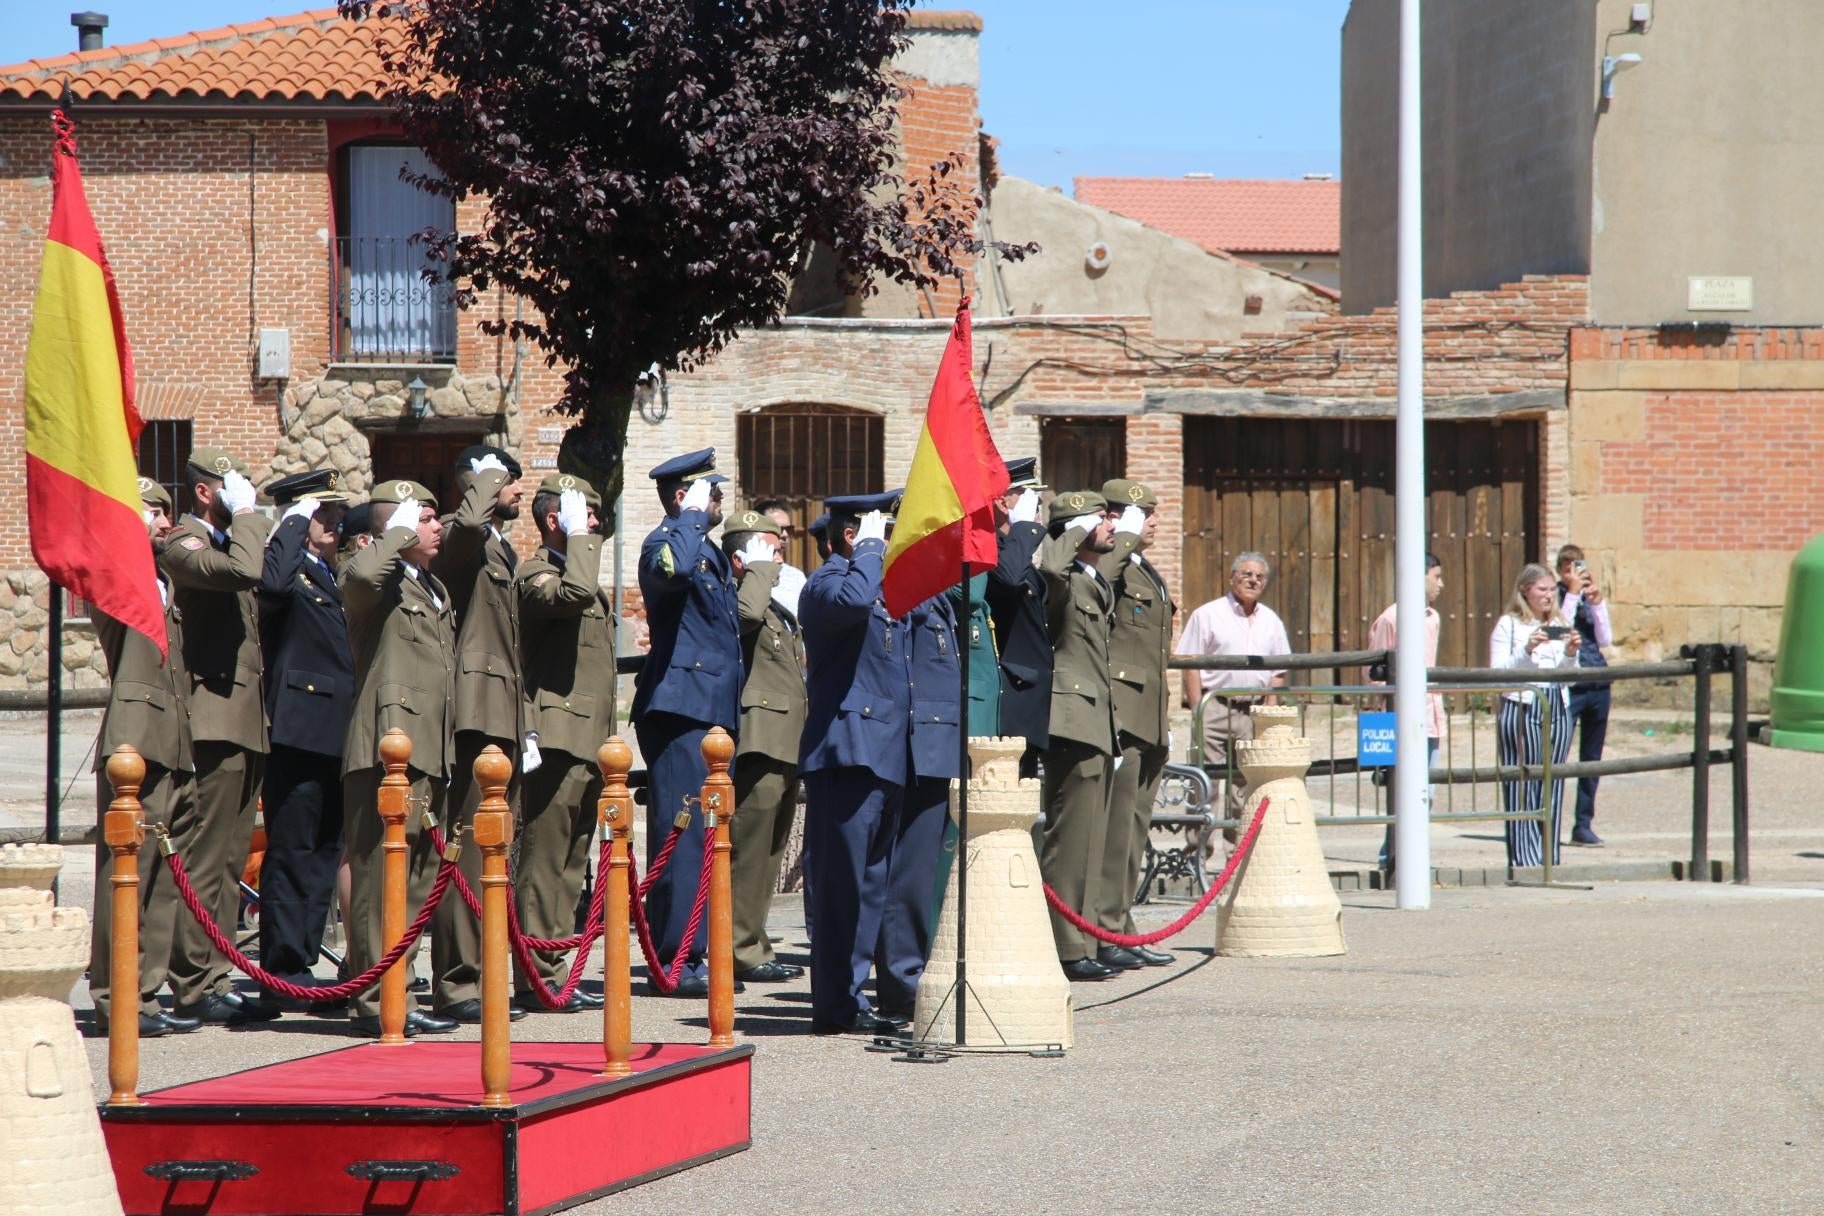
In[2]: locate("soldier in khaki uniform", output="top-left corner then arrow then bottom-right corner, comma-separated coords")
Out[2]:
340,479 -> 459,1037
89,478 -> 201,1038
1036,490 -> 1120,981
428,445 -> 527,1023
1094,479 -> 1177,970
160,448 -> 277,1025
721,509 -> 807,983
513,474 -> 615,1013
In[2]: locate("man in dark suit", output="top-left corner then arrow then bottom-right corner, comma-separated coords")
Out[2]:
632,448 -> 742,996
986,458 -> 1051,775
254,469 -> 353,993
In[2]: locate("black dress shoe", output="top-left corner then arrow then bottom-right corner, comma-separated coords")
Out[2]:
1061,958 -> 1117,982
350,1014 -> 414,1038
1096,946 -> 1143,970
408,1009 -> 459,1034
408,976 -> 430,993
573,989 -> 605,1008
649,973 -> 743,998
735,960 -> 802,983
439,999 -> 528,1023
1129,944 -> 1176,967
94,1012 -> 174,1038
874,1007 -> 914,1027
512,992 -> 589,1014
175,994 -> 251,1025
811,1010 -> 905,1036
220,990 -> 282,1022
157,1010 -> 202,1034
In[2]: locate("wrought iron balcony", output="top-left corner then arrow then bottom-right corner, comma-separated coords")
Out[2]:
330,234 -> 456,362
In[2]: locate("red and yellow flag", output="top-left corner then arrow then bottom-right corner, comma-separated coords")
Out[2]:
882,297 -> 1009,617
25,109 -> 163,656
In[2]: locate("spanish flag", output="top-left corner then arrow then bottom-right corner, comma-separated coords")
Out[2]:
882,297 -> 1009,617
25,108 -> 163,656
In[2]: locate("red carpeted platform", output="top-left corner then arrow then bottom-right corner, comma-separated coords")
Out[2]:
100,1040 -> 752,1216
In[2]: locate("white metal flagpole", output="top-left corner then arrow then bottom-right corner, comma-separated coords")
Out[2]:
1393,0 -> 1431,909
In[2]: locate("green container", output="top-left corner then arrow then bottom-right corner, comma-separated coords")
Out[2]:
1770,533 -> 1824,751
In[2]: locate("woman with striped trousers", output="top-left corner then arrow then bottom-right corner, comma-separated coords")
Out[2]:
1489,564 -> 1582,867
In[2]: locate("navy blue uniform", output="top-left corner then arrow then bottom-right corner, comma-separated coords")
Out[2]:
255,514 -> 354,981
633,506 -> 742,978
873,590 -> 962,1014
799,537 -> 911,1023
987,521 -> 1052,761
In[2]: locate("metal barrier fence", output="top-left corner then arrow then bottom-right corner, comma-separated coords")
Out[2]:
1173,642 -> 1751,886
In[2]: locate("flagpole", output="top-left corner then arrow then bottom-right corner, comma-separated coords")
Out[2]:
46,581 -> 62,892
954,556 -> 969,1046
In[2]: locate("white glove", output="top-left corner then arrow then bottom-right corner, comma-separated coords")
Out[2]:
680,479 -> 713,514
771,563 -> 806,617
521,731 -> 543,775
1010,489 -> 1041,525
470,453 -> 508,476
1114,505 -> 1145,536
739,536 -> 779,567
387,494 -> 422,537
282,498 -> 320,524
1112,753 -> 1126,773
556,487 -> 590,536
220,469 -> 256,514
1066,512 -> 1102,535
856,510 -> 888,543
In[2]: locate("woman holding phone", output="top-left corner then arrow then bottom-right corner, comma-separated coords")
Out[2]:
1489,563 -> 1582,866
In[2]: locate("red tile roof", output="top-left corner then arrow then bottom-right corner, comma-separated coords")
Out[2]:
0,8 -> 403,105
906,11 -> 983,31
1073,176 -> 1340,257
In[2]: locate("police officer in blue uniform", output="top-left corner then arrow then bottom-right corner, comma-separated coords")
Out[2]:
987,458 -> 1052,775
799,491 -> 910,1035
873,582 -> 962,1019
632,448 -> 742,996
255,469 -> 354,992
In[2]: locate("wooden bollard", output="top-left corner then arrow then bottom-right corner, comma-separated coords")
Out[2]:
597,737 -> 634,1078
105,746 -> 146,1107
377,729 -> 413,1046
702,728 -> 737,1049
473,746 -> 515,1108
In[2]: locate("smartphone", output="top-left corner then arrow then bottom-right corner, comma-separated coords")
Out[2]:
1542,625 -> 1572,640
1573,559 -> 1589,576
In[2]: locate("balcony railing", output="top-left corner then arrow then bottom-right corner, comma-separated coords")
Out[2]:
331,234 -> 456,363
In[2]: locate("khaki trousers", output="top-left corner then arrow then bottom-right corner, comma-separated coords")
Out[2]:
1039,739 -> 1114,962
1201,701 -> 1258,826
343,765 -> 447,1019
1098,734 -> 1167,935
730,755 -> 799,972
513,753 -> 601,996
89,764 -> 191,1021
435,732 -> 520,1009
166,742 -> 262,1005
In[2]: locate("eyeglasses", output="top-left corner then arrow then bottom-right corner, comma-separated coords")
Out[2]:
1234,572 -> 1267,584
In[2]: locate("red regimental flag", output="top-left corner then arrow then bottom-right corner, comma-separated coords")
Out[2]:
25,108 -> 163,656
881,297 -> 1010,617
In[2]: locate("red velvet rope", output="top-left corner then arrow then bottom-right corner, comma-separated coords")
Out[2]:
509,838 -> 611,1009
1041,795 -> 1270,948
164,845 -> 454,1002
626,828 -> 715,994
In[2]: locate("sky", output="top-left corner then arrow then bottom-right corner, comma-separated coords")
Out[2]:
8,0 -> 1349,189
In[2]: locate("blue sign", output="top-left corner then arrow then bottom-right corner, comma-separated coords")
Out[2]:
1358,712 -> 1398,767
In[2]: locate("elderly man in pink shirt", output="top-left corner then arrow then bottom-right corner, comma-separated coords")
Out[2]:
1176,551 -> 1291,824
1365,552 -> 1445,876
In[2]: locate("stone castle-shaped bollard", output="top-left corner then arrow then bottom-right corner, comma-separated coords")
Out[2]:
0,844 -> 124,1215
1216,706 -> 1347,958
914,737 -> 1074,1049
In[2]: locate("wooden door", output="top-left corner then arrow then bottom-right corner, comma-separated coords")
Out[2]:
369,430 -> 487,513
737,404 -> 884,572
1040,417 -> 1127,498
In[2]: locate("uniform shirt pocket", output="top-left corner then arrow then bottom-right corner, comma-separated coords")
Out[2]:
285,669 -> 336,697
114,680 -> 172,711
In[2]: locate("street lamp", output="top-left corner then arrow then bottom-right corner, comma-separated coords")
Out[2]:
407,376 -> 430,420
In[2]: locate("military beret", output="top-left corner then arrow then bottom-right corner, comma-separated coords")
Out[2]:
824,490 -> 902,518
1005,457 -> 1046,491
1102,479 -> 1156,511
267,468 -> 350,506
721,509 -> 780,545
457,444 -> 523,480
368,478 -> 439,510
808,512 -> 830,540
534,472 -> 602,509
1047,489 -> 1109,527
339,502 -> 372,540
648,447 -> 728,485
135,476 -> 171,510
186,447 -> 246,480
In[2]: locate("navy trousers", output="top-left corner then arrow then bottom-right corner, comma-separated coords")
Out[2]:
802,768 -> 902,1023
1568,684 -> 1611,833
874,775 -> 950,1013
256,744 -> 344,981
636,711 -> 711,980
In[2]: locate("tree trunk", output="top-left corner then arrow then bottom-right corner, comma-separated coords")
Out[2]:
557,384 -> 636,538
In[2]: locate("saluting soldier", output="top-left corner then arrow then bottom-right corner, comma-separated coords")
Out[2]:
513,475 -> 614,1013
428,445 -> 528,1024
1094,479 -> 1176,970
254,469 -> 353,994
88,478 -> 200,1039
1037,489 -> 1120,981
339,479 -> 460,1037
632,448 -> 741,996
721,510 -> 808,984
986,457 -> 1051,774
798,492 -> 909,1036
160,448 -> 277,1026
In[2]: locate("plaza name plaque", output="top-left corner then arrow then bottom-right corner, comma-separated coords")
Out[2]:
1687,276 -> 1752,311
